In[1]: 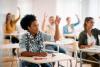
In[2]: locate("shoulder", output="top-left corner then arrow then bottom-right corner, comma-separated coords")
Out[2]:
79,31 -> 86,37
40,32 -> 51,37
92,28 -> 99,32
63,25 -> 67,28
20,33 -> 28,39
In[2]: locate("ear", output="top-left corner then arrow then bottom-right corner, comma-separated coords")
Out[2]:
28,26 -> 30,30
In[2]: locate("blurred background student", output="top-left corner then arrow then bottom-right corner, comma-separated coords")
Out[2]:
63,15 -> 80,40
42,13 -> 66,53
3,7 -> 20,56
78,17 -> 100,67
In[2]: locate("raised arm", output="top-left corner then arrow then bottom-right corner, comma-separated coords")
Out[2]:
54,16 -> 61,41
14,7 -> 20,23
41,13 -> 47,32
73,14 -> 80,26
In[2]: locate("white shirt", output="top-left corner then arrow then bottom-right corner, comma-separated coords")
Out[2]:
87,33 -> 96,55
87,33 -> 96,46
67,25 -> 73,33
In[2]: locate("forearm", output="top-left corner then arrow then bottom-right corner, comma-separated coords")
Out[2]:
14,8 -> 20,22
54,25 -> 60,41
20,51 -> 34,57
79,45 -> 92,49
20,51 -> 47,57
42,19 -> 46,32
15,14 -> 20,22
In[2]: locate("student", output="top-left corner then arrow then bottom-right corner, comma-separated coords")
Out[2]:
19,14 -> 61,67
78,17 -> 100,67
4,7 -> 20,56
42,14 -> 66,53
63,15 -> 80,35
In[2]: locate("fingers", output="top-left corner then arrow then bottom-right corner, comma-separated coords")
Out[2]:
55,16 -> 61,24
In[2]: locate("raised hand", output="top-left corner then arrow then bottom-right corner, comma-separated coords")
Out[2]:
17,7 -> 20,11
43,12 -> 47,22
55,16 -> 61,25
75,14 -> 80,22
98,16 -> 100,19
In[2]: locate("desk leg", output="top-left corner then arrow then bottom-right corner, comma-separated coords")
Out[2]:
70,60 -> 72,67
58,61 -> 59,67
38,64 -> 41,67
80,51 -> 82,67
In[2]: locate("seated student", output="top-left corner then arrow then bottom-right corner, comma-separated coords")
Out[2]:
19,14 -> 61,67
78,17 -> 100,67
42,14 -> 66,53
4,7 -> 20,56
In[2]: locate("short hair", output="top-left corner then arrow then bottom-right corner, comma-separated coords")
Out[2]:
49,16 -> 54,19
20,14 -> 36,30
66,17 -> 71,20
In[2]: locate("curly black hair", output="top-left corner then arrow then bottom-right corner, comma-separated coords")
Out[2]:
20,14 -> 36,30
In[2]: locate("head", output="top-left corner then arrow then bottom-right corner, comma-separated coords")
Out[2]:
6,13 -> 12,22
20,14 -> 39,35
84,17 -> 94,32
66,17 -> 71,24
49,16 -> 55,25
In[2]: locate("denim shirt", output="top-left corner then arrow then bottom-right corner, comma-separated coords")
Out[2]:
63,21 -> 80,34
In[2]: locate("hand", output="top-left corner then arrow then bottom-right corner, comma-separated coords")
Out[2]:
98,16 -> 100,19
75,14 -> 78,17
43,12 -> 47,22
87,45 -> 92,48
17,7 -> 20,14
55,16 -> 61,25
17,7 -> 20,10
75,14 -> 80,22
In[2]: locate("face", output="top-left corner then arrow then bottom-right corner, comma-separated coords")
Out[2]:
86,19 -> 94,30
66,17 -> 71,24
28,20 -> 39,35
49,17 -> 55,24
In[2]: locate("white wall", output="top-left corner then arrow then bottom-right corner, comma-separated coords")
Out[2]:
81,0 -> 100,29
56,0 -> 82,36
0,0 -> 100,42
17,0 -> 56,30
0,0 -> 18,44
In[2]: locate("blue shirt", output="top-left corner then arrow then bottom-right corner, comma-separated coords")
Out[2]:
63,21 -> 80,34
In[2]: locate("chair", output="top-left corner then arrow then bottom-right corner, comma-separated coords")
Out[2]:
0,44 -> 19,67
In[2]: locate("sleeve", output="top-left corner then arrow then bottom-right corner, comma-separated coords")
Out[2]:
42,33 -> 54,41
78,32 -> 87,47
94,28 -> 100,35
63,26 -> 67,34
19,34 -> 27,52
73,18 -> 80,26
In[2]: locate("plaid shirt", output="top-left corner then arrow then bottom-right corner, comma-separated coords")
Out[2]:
19,31 -> 53,52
